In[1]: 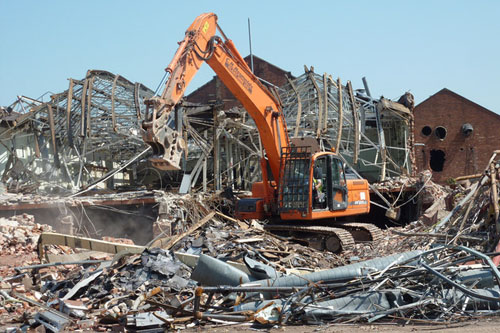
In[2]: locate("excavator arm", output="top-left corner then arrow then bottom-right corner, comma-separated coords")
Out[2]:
142,13 -> 289,184
143,13 -> 376,251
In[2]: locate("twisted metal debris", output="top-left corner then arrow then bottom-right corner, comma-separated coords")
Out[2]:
1,70 -> 153,193
0,151 -> 499,330
177,68 -> 416,193
280,68 -> 414,182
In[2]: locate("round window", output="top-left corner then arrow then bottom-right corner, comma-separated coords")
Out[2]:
435,126 -> 447,140
421,126 -> 432,136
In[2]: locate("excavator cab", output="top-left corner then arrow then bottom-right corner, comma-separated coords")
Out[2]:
312,154 -> 348,212
278,147 -> 350,219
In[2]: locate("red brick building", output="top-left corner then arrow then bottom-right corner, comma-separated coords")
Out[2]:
186,55 -> 292,109
414,88 -> 500,183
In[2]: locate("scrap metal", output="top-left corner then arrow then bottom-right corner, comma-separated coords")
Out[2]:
0,70 -> 154,194
279,67 -> 414,183
0,155 -> 498,330
1,65 -> 416,201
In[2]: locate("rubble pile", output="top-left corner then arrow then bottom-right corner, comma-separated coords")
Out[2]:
4,242 -> 500,330
174,216 -> 348,272
191,246 -> 500,325
389,152 -> 500,255
0,215 -> 53,273
0,154 -> 497,331
0,214 -> 80,327
154,192 -> 348,271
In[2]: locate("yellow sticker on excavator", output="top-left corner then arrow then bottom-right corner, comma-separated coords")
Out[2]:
202,22 -> 209,34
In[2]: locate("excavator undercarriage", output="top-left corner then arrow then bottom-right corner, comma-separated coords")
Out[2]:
265,222 -> 383,253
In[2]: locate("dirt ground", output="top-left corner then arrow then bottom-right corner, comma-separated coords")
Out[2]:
187,317 -> 500,332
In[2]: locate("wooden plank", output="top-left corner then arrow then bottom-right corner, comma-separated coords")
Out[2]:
453,173 -> 482,181
235,237 -> 263,243
215,210 -> 248,229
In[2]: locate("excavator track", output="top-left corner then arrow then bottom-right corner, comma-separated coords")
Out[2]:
264,225 -> 356,253
336,222 -> 384,243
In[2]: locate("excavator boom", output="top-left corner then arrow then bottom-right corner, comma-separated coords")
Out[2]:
142,13 -> 377,253
142,13 -> 288,182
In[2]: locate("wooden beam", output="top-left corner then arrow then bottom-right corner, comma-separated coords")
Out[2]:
307,71 -> 323,138
111,74 -> 119,132
134,82 -> 142,120
86,75 -> 95,137
490,163 -> 499,233
323,73 -> 328,132
66,79 -> 74,145
453,173 -> 483,182
47,103 -> 59,167
80,72 -> 89,137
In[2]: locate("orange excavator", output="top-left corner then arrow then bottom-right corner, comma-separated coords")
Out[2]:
142,13 -> 382,252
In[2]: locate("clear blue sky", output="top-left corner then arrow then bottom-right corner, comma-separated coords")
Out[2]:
1,1 -> 499,113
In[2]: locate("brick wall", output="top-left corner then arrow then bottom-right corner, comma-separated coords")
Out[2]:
414,88 -> 500,183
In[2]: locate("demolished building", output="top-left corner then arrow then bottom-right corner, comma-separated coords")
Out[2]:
0,70 -> 154,194
184,56 -> 415,188
0,149 -> 498,330
279,67 -> 415,183
0,60 -> 415,199
0,11 -> 499,330
0,57 -> 422,243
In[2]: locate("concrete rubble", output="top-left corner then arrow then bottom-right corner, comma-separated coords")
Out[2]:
0,150 -> 495,331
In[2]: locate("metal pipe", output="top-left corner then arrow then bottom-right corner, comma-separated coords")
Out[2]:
421,262 -> 500,302
242,250 -> 424,295
248,18 -> 254,73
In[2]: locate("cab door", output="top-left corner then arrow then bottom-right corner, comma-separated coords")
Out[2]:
326,155 -> 348,211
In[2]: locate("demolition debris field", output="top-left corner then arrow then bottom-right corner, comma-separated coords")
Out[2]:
0,15 -> 498,330
0,151 -> 497,331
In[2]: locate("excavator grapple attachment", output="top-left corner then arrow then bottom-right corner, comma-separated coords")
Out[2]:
142,115 -> 185,170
